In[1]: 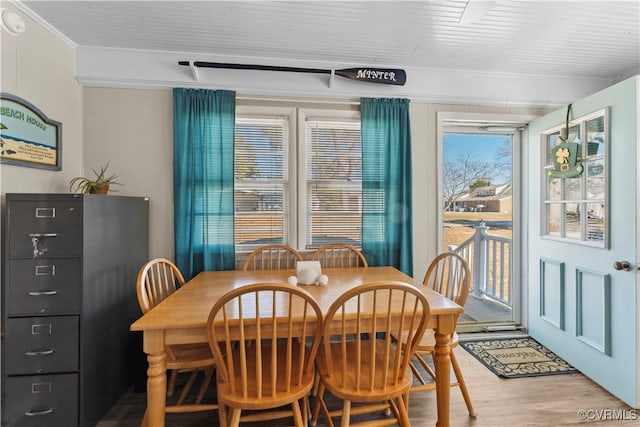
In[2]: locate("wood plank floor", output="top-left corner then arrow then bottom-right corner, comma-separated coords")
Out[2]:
97,346 -> 637,426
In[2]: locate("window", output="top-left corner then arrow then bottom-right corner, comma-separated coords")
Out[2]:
542,109 -> 608,246
234,106 -> 361,252
234,116 -> 289,248
305,119 -> 362,248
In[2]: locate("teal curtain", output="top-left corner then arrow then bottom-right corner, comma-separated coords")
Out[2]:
173,88 -> 236,280
361,98 -> 413,276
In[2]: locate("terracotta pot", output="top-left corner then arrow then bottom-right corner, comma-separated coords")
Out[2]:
90,183 -> 110,194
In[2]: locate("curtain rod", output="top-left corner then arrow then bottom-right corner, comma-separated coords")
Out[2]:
236,95 -> 360,106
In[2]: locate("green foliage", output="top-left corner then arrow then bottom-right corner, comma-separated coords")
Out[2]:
469,179 -> 491,191
69,163 -> 122,194
234,135 -> 260,179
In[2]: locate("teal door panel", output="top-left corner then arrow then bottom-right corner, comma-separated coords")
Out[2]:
528,76 -> 638,408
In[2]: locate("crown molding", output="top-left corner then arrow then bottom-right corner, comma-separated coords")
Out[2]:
10,0 -> 77,49
73,46 -> 612,109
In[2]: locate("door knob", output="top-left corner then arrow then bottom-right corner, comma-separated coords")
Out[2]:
613,261 -> 632,271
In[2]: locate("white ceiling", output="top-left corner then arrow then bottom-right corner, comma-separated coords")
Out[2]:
8,1 -> 640,106
17,0 -> 640,81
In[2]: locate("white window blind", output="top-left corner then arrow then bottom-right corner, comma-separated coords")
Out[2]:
305,119 -> 362,248
234,117 -> 288,249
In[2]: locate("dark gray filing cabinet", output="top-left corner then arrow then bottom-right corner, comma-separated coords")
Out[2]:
1,193 -> 149,427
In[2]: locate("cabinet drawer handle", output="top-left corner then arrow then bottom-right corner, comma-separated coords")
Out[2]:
28,290 -> 58,296
35,265 -> 56,276
25,349 -> 55,356
28,233 -> 58,238
25,408 -> 55,416
35,207 -> 56,218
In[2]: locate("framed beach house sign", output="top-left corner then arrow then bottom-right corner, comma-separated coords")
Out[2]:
0,93 -> 62,170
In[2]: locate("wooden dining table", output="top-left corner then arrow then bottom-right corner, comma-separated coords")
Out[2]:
130,266 -> 463,427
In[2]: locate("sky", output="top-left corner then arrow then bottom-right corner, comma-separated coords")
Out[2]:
444,133 -> 512,184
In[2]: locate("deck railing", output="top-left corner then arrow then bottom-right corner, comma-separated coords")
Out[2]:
449,222 -> 512,307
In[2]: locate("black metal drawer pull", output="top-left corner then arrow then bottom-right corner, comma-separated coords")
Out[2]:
25,349 -> 55,356
32,382 -> 52,393
35,207 -> 56,218
31,324 -> 52,334
28,290 -> 59,296
25,408 -> 55,416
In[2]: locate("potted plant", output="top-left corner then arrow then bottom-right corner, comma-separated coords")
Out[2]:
69,163 -> 122,194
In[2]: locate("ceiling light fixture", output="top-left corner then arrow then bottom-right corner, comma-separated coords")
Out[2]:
1,8 -> 26,36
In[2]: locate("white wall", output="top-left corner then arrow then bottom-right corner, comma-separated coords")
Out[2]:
0,3 -> 82,196
83,87 -> 173,259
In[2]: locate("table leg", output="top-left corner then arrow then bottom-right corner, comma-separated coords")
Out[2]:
143,330 -> 166,427
434,316 -> 455,427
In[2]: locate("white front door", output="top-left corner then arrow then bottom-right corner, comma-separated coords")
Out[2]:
527,76 -> 639,408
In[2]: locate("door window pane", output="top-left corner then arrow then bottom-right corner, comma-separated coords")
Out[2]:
586,202 -> 605,242
565,203 -> 582,240
586,116 -> 605,157
547,204 -> 562,237
546,132 -> 561,154
548,178 -> 561,200
564,178 -> 581,201
542,109 -> 608,246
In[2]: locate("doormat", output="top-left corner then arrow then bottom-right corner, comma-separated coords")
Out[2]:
459,337 -> 580,378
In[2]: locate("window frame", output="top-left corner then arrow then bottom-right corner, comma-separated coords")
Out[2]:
541,108 -> 609,247
297,108 -> 362,250
234,105 -> 297,252
234,104 -> 361,254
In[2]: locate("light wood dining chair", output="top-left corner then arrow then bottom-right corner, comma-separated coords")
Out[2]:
311,243 -> 368,268
309,243 -> 369,396
401,252 -> 476,417
207,282 -> 323,427
242,244 -> 303,271
136,258 -> 217,415
311,281 -> 430,427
